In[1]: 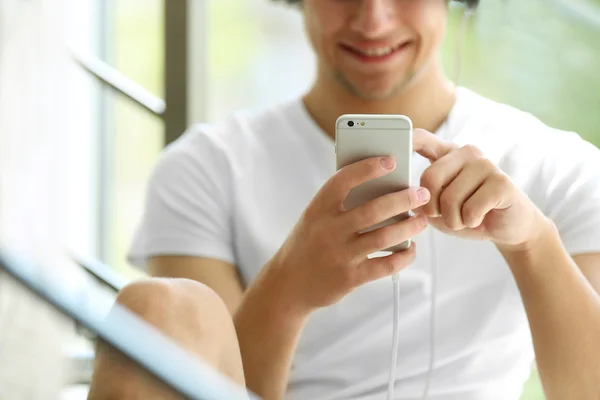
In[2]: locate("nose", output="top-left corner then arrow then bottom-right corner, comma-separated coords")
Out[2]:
350,0 -> 396,39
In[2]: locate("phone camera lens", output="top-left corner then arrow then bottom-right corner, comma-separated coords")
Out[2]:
348,121 -> 354,127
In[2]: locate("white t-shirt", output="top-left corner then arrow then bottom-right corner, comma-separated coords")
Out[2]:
129,87 -> 600,400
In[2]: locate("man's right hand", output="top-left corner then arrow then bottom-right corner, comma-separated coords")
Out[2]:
265,156 -> 431,316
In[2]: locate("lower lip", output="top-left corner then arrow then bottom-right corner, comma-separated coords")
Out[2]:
341,43 -> 410,64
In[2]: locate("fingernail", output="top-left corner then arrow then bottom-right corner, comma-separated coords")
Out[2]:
417,188 -> 430,202
380,157 -> 395,170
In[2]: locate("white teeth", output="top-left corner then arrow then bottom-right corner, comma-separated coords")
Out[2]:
362,46 -> 394,57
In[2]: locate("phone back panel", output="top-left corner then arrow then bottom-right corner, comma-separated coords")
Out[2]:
335,114 -> 412,251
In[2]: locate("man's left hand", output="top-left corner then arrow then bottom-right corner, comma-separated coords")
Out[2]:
412,128 -> 550,253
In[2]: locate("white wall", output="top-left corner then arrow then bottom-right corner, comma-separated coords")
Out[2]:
0,0 -> 97,397
0,0 -> 97,271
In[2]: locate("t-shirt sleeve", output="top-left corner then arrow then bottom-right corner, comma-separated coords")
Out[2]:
534,131 -> 600,255
127,130 -> 235,270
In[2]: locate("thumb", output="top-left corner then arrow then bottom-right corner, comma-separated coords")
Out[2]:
412,128 -> 457,162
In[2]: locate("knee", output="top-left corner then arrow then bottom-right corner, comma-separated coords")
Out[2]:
115,278 -> 232,343
88,279 -> 241,400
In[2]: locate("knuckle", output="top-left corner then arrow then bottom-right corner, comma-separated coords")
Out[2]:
333,171 -> 355,195
405,189 -> 418,210
462,144 -> 484,158
442,214 -> 458,231
439,190 -> 455,213
462,204 -> 479,226
438,197 -> 461,229
382,258 -> 397,276
420,169 -> 442,191
411,216 -> 427,234
492,171 -> 511,186
366,160 -> 381,177
360,204 -> 380,225
372,231 -> 390,250
357,158 -> 378,176
389,251 -> 414,274
336,177 -> 353,197
472,155 -> 492,168
421,200 -> 436,212
467,156 -> 494,175
420,203 -> 437,219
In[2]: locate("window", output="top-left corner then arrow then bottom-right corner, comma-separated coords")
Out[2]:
76,0 -> 186,275
206,0 -> 314,121
105,0 -> 165,274
76,1 -> 600,398
445,0 -> 600,146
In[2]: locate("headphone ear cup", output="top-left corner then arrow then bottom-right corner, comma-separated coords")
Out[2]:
457,0 -> 480,10
466,0 -> 480,10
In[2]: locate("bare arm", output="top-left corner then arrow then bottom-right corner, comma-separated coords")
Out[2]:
409,129 -> 600,399
500,221 -> 600,400
232,260 -> 310,400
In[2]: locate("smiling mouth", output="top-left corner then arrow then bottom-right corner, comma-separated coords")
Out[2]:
340,41 -> 411,62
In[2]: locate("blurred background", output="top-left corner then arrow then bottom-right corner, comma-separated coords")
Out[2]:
1,0 -> 599,398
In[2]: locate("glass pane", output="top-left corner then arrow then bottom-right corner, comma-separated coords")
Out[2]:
103,0 -> 164,275
443,0 -> 600,146
104,92 -> 163,276
113,0 -> 164,98
207,0 -> 315,122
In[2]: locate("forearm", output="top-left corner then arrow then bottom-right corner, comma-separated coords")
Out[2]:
233,263 -> 308,400
501,220 -> 600,399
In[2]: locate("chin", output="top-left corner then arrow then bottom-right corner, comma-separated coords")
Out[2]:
353,88 -> 400,102
346,78 -> 414,102
335,69 -> 417,102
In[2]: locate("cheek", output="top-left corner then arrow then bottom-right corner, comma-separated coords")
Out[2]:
303,2 -> 347,58
411,6 -> 448,61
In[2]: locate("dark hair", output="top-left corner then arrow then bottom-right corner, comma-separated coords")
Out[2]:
274,0 -> 480,9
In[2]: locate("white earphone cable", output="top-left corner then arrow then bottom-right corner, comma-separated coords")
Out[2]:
387,272 -> 401,400
421,229 -> 438,400
454,6 -> 475,84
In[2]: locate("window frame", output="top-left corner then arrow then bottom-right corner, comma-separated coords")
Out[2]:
72,0 -> 208,263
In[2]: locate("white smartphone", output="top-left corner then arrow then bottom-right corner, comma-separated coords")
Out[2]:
335,114 -> 413,252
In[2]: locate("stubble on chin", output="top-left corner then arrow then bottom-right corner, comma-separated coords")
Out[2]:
332,69 -> 418,102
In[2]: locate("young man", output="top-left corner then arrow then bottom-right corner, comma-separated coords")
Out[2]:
89,0 -> 600,399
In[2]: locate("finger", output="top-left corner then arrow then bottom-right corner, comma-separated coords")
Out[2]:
321,157 -> 396,211
461,174 -> 511,228
353,243 -> 417,285
438,158 -> 491,230
412,128 -> 457,162
353,214 -> 428,257
420,157 -> 462,218
420,144 -> 485,218
344,187 -> 430,232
